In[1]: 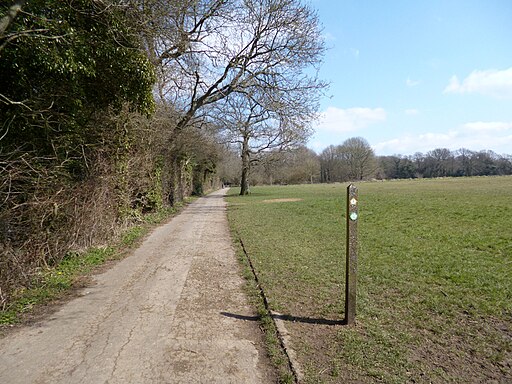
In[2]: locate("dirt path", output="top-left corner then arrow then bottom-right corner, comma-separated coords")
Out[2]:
0,189 -> 275,383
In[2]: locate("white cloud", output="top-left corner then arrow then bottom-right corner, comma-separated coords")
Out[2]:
315,106 -> 386,134
444,67 -> 512,98
373,121 -> 512,156
463,121 -> 512,132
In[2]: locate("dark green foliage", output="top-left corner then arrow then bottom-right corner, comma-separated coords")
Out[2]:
0,0 -> 155,154
0,1 -> 158,307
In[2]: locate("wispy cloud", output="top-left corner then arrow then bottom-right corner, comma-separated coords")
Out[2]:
444,67 -> 512,98
406,77 -> 421,87
322,31 -> 336,42
315,106 -> 386,133
373,132 -> 458,155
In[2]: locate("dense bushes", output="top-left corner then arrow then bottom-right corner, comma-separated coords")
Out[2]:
0,2 -> 220,308
0,104 -> 220,308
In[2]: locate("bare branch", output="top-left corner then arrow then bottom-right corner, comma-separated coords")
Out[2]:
0,93 -> 32,110
146,0 -> 326,132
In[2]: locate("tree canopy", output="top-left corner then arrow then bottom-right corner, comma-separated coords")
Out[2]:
319,137 -> 376,182
141,0 -> 326,131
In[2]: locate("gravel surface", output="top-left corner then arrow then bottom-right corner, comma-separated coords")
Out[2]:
0,189 -> 275,383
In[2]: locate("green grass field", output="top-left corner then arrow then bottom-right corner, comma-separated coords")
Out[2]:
226,177 -> 512,383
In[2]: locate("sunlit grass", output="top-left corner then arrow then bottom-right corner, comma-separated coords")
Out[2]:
0,247 -> 114,325
227,177 -> 512,383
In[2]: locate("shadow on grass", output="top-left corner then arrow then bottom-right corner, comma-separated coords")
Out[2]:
221,311 -> 343,326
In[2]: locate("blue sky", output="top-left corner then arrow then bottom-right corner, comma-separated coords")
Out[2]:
308,0 -> 512,156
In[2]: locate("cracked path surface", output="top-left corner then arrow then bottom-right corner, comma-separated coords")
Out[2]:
0,189 -> 275,383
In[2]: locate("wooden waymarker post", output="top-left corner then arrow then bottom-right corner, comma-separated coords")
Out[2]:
344,184 -> 358,325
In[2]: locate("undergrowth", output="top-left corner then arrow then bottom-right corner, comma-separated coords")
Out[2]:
0,200 -> 192,327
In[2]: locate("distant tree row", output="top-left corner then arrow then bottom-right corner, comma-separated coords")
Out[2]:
378,149 -> 512,179
318,138 -> 512,182
218,137 -> 512,186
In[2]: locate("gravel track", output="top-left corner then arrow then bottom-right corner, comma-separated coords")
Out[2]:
0,189 -> 274,383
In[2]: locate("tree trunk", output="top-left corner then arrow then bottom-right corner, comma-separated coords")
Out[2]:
240,139 -> 250,196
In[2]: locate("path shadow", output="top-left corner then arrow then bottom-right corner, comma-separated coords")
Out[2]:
220,312 -> 260,322
203,193 -> 226,199
220,312 -> 343,326
272,313 -> 343,326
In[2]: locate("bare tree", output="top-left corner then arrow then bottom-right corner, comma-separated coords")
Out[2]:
320,138 -> 376,182
320,145 -> 342,182
215,88 -> 313,194
217,145 -> 241,185
273,146 -> 320,184
140,0 -> 326,131
340,137 -> 376,180
455,148 -> 476,176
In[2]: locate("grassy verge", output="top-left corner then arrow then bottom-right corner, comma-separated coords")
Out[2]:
226,177 -> 512,383
231,234 -> 295,384
0,199 -> 193,327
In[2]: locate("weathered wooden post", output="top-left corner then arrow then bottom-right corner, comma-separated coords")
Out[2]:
344,184 -> 358,325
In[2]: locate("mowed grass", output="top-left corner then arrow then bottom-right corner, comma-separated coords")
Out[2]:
226,177 -> 512,383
